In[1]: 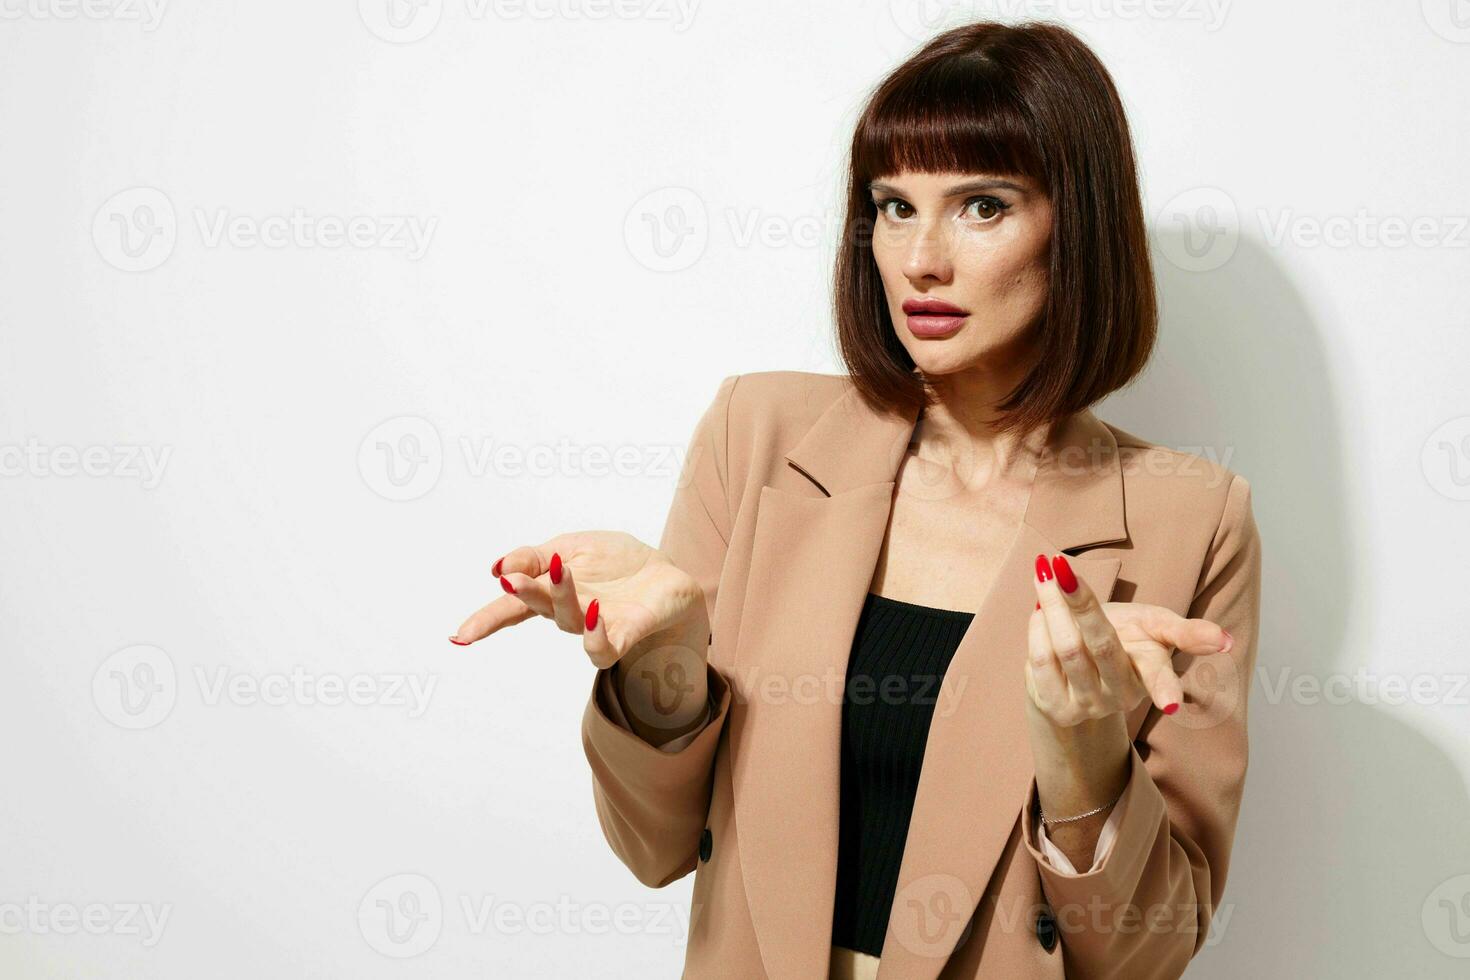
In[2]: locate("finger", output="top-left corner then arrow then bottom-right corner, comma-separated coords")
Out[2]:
1049,554 -> 1120,666
1034,554 -> 1101,703
581,596 -> 665,671
498,570 -> 555,618
451,594 -> 536,646
493,544 -> 547,579
1026,607 -> 1067,709
583,597 -> 614,668
1130,646 -> 1185,713
1148,610 -> 1235,658
545,551 -> 586,634
1049,553 -> 1144,706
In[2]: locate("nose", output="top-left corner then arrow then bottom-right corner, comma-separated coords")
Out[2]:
900,220 -> 954,285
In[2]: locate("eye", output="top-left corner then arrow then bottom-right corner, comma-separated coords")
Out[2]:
961,195 -> 1011,222
873,197 -> 914,221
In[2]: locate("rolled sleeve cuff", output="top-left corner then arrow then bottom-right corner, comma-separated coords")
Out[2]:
594,662 -> 718,754
1022,740 -> 1168,896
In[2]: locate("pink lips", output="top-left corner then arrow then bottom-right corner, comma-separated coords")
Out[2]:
901,296 -> 969,338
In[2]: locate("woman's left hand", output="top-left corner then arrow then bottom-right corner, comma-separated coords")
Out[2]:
1026,553 -> 1234,727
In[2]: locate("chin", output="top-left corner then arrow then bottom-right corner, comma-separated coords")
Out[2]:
908,357 -> 981,380
905,343 -> 988,376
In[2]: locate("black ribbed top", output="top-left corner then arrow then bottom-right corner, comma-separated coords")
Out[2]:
830,591 -> 975,957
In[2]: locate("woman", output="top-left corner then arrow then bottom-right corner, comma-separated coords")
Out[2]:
452,19 -> 1261,980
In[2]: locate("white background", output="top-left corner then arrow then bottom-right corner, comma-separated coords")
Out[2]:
2,1 -> 1468,976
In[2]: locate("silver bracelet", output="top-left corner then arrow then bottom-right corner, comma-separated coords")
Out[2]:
1038,787 -> 1125,826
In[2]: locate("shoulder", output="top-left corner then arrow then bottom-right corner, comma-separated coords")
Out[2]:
1101,418 -> 1256,542
692,370 -> 853,499
724,370 -> 848,423
717,370 -> 850,445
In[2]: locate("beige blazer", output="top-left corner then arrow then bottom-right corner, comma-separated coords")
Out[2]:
580,371 -> 1263,980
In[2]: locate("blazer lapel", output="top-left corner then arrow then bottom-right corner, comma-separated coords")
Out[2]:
726,381 -> 1129,980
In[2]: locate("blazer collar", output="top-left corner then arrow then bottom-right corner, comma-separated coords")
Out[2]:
783,379 -> 1128,551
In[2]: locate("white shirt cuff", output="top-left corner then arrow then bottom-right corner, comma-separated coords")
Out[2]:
1032,786 -> 1129,874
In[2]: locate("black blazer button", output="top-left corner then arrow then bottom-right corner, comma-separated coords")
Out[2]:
1035,906 -> 1057,952
698,828 -> 713,862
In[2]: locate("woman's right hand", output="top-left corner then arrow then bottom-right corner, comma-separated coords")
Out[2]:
450,531 -> 713,742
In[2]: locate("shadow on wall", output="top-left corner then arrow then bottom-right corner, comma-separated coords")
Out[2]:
1099,228 -> 1470,978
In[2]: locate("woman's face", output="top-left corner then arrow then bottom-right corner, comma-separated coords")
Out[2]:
867,170 -> 1052,377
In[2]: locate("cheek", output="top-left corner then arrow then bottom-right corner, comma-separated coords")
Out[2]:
956,236 -> 1050,300
870,240 -> 904,291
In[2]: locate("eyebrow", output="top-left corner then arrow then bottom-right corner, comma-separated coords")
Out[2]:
867,178 -> 1030,197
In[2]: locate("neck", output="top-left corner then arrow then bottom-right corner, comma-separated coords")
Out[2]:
911,368 -> 1054,491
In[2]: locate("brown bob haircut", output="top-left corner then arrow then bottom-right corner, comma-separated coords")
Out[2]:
834,20 -> 1157,436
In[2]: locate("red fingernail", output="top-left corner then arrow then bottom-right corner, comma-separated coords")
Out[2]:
492,556 -> 504,577
585,598 -> 599,631
1052,554 -> 1077,594
550,552 -> 562,585
1035,601 -> 1041,610
1034,554 -> 1053,583
449,636 -> 470,646
1163,702 -> 1180,715
500,575 -> 516,594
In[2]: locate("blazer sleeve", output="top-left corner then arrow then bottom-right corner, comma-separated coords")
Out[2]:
1020,472 -> 1263,979
580,373 -> 741,889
